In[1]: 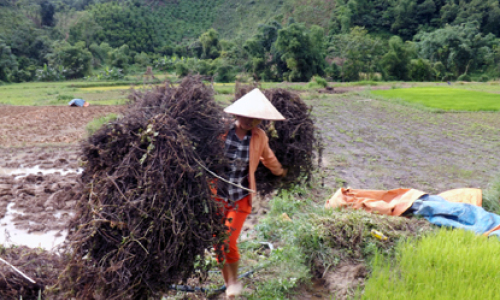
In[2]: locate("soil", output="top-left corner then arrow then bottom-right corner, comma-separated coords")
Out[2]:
1,86 -> 499,299
312,94 -> 500,194
0,105 -> 124,146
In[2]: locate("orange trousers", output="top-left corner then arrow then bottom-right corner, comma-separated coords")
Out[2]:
216,195 -> 251,264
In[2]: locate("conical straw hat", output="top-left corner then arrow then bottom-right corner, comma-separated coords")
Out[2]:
224,88 -> 285,120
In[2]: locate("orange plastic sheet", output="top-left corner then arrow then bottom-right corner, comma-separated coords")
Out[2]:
325,188 -> 482,216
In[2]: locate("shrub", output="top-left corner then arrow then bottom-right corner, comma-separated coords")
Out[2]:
134,52 -> 151,67
50,43 -> 92,79
312,75 -> 328,88
86,66 -> 124,81
433,61 -> 446,81
36,64 -> 66,82
409,58 -> 434,82
154,56 -> 176,72
175,61 -> 190,77
325,63 -> 341,81
194,59 -> 215,76
214,64 -> 235,83
109,45 -> 130,70
480,74 -> 489,82
457,74 -> 471,82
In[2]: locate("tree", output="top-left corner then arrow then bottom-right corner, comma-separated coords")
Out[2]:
109,44 -> 130,70
0,39 -> 18,82
415,23 -> 498,76
276,23 -> 326,82
68,11 -> 101,47
409,58 -> 434,81
328,27 -> 383,82
199,28 -> 221,60
134,52 -> 150,67
381,36 -> 415,80
441,0 -> 500,36
417,0 -> 438,24
214,62 -> 235,83
391,0 -> 418,39
89,42 -> 111,67
48,41 -> 92,78
40,0 -> 55,27
90,3 -> 160,53
329,0 -> 354,34
243,21 -> 284,81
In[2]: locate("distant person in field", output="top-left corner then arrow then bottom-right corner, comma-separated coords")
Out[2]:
68,99 -> 89,107
216,89 -> 287,298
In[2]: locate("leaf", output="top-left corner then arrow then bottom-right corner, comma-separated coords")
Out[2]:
140,153 -> 147,165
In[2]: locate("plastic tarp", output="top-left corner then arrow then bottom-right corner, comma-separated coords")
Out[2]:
68,99 -> 86,107
408,195 -> 500,238
325,188 -> 426,216
325,187 -> 499,236
325,188 -> 481,216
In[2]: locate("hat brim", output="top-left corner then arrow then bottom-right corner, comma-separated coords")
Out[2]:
224,88 -> 286,121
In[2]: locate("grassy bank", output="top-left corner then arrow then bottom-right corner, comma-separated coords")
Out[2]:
235,186 -> 436,299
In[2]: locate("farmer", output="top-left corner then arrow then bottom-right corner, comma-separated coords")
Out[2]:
217,88 -> 287,298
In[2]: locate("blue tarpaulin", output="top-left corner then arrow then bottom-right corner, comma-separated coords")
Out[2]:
408,195 -> 500,238
68,99 -> 86,107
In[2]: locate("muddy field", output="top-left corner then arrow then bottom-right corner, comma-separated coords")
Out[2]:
0,106 -> 123,146
312,95 -> 500,194
0,93 -> 499,299
0,106 -> 123,249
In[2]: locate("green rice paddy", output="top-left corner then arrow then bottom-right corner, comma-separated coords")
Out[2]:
0,81 -> 129,106
372,86 -> 500,111
363,229 -> 500,299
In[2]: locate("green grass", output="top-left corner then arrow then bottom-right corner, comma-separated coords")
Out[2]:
86,113 -> 120,136
0,81 -> 131,106
484,174 -> 500,215
364,229 -> 500,300
372,87 -> 500,111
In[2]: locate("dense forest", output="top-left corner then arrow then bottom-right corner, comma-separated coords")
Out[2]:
1,0 -> 500,83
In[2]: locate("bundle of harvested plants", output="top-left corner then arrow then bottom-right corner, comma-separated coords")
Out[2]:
54,77 -> 228,300
0,246 -> 63,300
235,83 -> 322,195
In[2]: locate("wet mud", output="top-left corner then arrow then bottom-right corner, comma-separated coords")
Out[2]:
0,147 -> 81,246
0,105 -> 123,146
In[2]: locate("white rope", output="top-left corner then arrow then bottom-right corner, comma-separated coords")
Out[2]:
0,257 -> 36,284
194,159 -> 256,194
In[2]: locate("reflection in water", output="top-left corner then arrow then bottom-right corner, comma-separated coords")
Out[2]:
0,165 -> 83,179
0,203 -> 68,250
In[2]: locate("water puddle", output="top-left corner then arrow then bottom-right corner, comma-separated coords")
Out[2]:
0,203 -> 68,250
0,165 -> 83,179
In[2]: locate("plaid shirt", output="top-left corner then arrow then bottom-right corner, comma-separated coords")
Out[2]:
217,125 -> 251,202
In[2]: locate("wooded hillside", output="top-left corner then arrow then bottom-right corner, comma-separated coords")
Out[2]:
1,0 -> 499,83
